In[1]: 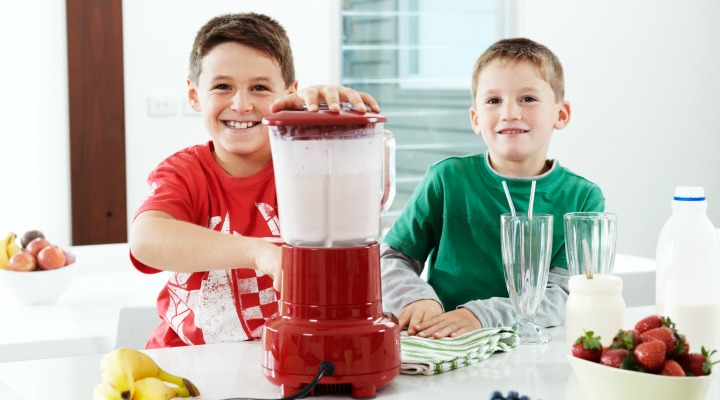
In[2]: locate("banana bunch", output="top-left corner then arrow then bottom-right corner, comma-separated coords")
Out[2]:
94,348 -> 200,400
0,232 -> 22,270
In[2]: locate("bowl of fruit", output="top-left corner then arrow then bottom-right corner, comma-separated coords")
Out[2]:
568,315 -> 716,400
0,230 -> 79,305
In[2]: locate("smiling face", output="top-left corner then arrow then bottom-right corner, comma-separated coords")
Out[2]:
188,42 -> 297,176
470,60 -> 570,177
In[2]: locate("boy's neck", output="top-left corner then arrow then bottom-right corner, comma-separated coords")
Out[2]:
487,153 -> 551,178
212,147 -> 272,177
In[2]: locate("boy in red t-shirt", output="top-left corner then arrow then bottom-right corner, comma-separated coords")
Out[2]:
129,13 -> 379,348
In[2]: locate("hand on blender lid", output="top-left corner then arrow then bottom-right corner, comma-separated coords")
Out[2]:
270,85 -> 380,114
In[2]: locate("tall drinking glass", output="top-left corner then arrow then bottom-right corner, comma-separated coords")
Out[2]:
564,212 -> 617,277
500,213 -> 553,344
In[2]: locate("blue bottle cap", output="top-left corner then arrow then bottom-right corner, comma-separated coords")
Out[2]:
674,186 -> 705,201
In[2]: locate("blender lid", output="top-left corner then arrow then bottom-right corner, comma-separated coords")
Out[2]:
263,102 -> 387,126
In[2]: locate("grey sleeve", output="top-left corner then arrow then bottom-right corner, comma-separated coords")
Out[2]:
460,267 -> 570,328
380,243 -> 443,315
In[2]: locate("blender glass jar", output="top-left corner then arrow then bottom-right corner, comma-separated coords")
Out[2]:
264,106 -> 395,248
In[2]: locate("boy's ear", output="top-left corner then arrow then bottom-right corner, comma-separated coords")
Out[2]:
187,78 -> 201,112
553,101 -> 571,130
290,80 -> 299,94
469,106 -> 482,135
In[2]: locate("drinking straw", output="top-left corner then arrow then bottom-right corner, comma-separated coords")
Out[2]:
528,180 -> 536,219
501,181 -> 516,217
501,181 -> 523,301
582,239 -> 593,279
523,181 -> 536,305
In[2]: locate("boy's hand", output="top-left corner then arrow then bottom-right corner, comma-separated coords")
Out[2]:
413,309 -> 482,339
398,299 -> 442,335
270,85 -> 380,114
253,240 -> 283,292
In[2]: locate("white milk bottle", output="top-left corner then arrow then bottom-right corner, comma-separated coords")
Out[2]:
656,186 -> 720,351
565,274 -> 625,353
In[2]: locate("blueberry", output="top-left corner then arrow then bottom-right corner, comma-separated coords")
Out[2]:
519,396 -> 531,400
506,391 -> 520,400
489,390 -> 505,400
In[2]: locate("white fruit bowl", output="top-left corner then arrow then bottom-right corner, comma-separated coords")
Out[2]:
568,354 -> 713,400
0,251 -> 79,305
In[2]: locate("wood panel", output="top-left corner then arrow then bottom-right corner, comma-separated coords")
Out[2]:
66,0 -> 127,244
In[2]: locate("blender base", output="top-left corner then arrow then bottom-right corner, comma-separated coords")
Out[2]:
263,368 -> 398,398
261,243 -> 400,398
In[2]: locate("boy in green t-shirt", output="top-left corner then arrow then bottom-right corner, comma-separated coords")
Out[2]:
381,38 -> 604,339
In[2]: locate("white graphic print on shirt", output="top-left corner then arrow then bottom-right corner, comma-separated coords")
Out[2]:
164,203 -> 280,344
256,202 -> 281,238
196,270 -> 249,342
165,272 -> 198,345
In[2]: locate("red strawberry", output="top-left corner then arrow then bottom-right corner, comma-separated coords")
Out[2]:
674,335 -> 690,358
634,315 -> 662,333
676,347 -> 719,376
640,327 -> 678,357
572,331 -> 602,362
634,315 -> 674,334
600,348 -> 628,368
610,329 -> 642,350
659,359 -> 686,376
633,340 -> 666,371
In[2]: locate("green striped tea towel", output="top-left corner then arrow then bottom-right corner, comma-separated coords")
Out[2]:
400,327 -> 518,375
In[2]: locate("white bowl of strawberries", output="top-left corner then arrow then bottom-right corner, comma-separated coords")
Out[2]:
568,315 -> 715,400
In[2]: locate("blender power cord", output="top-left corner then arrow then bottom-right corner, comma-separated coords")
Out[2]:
221,360 -> 335,400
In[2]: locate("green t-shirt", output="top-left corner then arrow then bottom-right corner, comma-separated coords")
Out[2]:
383,153 -> 604,311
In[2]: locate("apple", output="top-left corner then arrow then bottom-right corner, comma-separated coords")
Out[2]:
26,237 -> 50,258
8,252 -> 37,272
37,246 -> 66,270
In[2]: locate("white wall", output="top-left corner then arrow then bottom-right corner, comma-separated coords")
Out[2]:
517,0 -> 720,257
1,0 -> 718,259
0,0 -> 71,246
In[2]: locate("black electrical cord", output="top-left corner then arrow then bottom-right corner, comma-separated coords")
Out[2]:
221,360 -> 335,400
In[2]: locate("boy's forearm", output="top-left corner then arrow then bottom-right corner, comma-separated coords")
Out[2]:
461,267 -> 570,328
129,211 -> 270,273
380,243 -> 441,314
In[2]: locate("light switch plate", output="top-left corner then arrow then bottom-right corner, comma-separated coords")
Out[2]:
147,96 -> 177,116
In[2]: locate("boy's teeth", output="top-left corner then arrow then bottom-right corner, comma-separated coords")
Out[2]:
227,121 -> 254,129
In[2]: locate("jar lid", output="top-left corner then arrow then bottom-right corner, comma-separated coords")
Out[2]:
569,274 -> 623,292
263,103 -> 386,127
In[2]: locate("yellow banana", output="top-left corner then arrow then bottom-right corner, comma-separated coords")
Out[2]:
93,381 -> 125,400
100,349 -> 134,399
0,232 -> 12,270
132,377 -> 193,400
6,233 -> 21,258
100,348 -> 200,399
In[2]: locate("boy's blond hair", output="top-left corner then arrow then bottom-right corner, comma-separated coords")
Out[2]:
471,38 -> 564,104
188,13 -> 295,88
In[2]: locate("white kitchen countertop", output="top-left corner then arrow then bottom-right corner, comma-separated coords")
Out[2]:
0,243 -> 168,362
0,306 -> 717,400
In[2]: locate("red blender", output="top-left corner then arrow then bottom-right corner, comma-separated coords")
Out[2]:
261,104 -> 400,398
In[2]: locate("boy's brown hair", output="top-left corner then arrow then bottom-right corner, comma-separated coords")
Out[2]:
188,13 -> 295,88
471,38 -> 564,104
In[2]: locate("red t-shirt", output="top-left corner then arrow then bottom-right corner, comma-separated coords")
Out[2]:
131,141 -> 280,348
